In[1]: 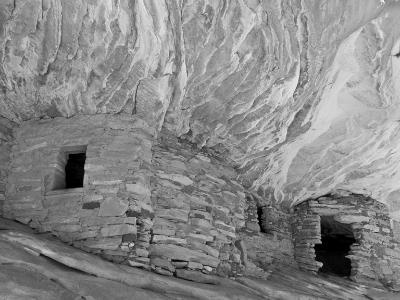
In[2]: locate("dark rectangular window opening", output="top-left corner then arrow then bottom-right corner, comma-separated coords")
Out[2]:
50,146 -> 87,191
65,152 -> 86,188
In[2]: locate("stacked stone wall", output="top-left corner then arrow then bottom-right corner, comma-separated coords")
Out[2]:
3,117 -> 301,281
149,131 -> 247,279
240,194 -> 296,272
293,194 -> 400,290
291,201 -> 322,273
3,114 -> 154,265
0,117 -> 15,214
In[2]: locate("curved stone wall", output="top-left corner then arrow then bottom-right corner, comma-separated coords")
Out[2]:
292,194 -> 400,290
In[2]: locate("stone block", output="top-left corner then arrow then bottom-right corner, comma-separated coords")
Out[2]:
152,235 -> 187,245
82,201 -> 100,209
334,215 -> 370,224
81,237 -> 122,250
156,208 -> 189,222
136,248 -> 149,257
191,218 -> 212,228
128,259 -> 150,269
171,261 -> 188,268
188,233 -> 214,242
126,183 -> 151,197
153,267 -> 173,276
101,224 -> 136,237
72,230 -> 99,240
153,227 -> 176,236
216,228 -> 236,239
82,217 -> 125,226
91,179 -> 123,186
139,218 -> 153,230
188,238 -> 220,258
150,257 -> 175,272
203,266 -> 213,272
44,192 -> 83,208
98,197 -> 129,216
122,233 -> 137,242
245,221 -> 260,232
188,261 -> 203,270
150,244 -> 220,267
155,193 -> 191,210
190,210 -> 212,220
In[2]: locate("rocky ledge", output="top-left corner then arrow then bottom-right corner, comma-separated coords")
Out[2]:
0,217 -> 398,300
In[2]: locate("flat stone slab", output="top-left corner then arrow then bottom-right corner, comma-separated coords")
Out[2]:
150,244 -> 220,267
101,224 -> 137,237
98,198 -> 129,217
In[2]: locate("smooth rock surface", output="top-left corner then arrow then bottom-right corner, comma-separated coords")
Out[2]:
2,1 -> 400,212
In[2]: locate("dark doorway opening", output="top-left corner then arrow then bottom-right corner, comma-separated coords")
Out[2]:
315,216 -> 355,277
257,206 -> 267,233
65,152 -> 86,188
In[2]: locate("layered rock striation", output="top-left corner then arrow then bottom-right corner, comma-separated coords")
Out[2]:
2,1 -> 400,211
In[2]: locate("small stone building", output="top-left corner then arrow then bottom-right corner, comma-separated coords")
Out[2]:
292,194 -> 400,289
3,114 -> 400,287
1,114 -> 294,281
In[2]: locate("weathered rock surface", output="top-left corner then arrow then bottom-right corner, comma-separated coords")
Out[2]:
2,0 -> 400,211
1,218 -> 398,300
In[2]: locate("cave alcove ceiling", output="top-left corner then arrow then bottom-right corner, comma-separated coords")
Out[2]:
1,0 -> 400,216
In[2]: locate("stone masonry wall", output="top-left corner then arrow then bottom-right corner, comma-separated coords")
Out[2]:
3,114 -> 154,265
149,131 -> 247,280
0,117 -> 15,214
3,117 -> 301,281
292,202 -> 323,273
293,194 -> 400,290
239,193 -> 296,273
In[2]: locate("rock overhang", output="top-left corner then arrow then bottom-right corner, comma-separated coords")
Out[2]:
1,0 -> 400,212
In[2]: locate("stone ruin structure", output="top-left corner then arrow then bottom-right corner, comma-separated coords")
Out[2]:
293,194 -> 400,289
1,114 -> 400,290
2,1 -> 400,297
1,114 -> 291,280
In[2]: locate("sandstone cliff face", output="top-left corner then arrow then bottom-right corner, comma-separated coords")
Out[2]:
1,0 -> 400,214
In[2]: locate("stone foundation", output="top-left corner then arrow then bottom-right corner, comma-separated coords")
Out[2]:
293,194 -> 400,290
